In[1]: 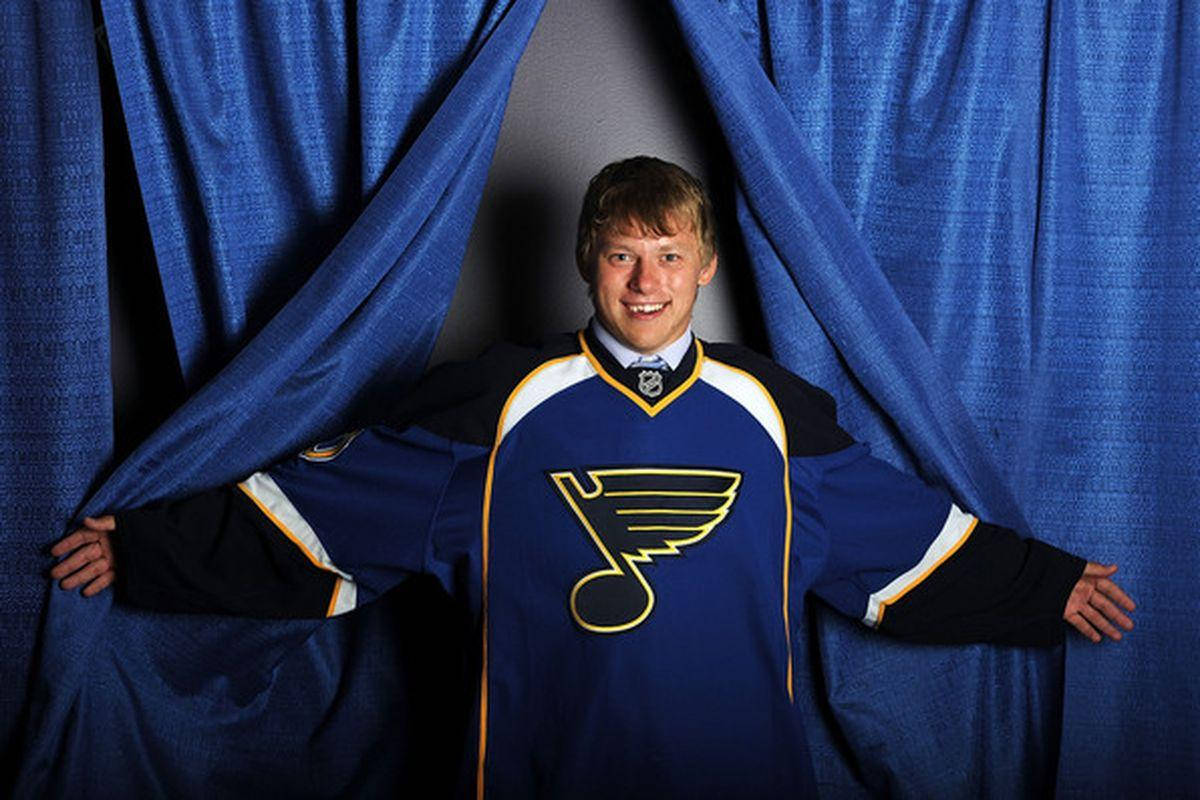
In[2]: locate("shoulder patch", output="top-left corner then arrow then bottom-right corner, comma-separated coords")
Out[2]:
299,430 -> 362,462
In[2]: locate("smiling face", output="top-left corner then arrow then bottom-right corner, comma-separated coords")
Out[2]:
584,216 -> 717,355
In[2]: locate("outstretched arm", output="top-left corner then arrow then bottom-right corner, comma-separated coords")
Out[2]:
50,515 -> 117,597
806,442 -> 1138,646
1064,562 -> 1135,642
47,483 -> 348,618
46,425 -> 461,617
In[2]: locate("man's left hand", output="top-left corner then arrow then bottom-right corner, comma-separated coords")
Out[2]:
1064,563 -> 1135,642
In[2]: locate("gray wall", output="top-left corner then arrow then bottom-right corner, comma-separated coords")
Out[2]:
431,0 -> 762,365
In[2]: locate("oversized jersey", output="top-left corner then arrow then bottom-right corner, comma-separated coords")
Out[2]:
114,330 -> 1084,798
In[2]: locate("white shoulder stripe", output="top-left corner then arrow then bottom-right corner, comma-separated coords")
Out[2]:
240,472 -> 359,615
698,359 -> 787,456
862,503 -> 977,627
499,354 -> 596,443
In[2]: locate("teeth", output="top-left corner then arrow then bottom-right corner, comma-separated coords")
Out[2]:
628,303 -> 665,313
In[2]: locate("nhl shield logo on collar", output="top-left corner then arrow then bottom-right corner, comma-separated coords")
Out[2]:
637,369 -> 664,398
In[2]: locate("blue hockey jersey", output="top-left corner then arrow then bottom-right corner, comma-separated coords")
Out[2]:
114,330 -> 1083,798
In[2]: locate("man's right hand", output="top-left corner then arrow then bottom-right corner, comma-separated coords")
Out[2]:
50,515 -> 117,597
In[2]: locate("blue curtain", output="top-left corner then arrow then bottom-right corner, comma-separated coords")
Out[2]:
101,2 -> 516,387
10,1 -> 1196,796
15,1 -> 544,796
0,1 -> 109,788
669,1 -> 1199,797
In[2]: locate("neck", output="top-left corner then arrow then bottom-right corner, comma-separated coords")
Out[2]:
588,318 -> 693,370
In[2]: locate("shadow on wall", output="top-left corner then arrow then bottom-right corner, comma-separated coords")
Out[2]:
488,186 -> 571,347
431,0 -> 768,366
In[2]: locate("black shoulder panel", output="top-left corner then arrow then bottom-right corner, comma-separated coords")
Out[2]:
702,342 -> 854,457
388,333 -> 581,447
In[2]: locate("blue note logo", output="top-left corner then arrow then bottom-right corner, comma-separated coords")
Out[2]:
548,467 -> 742,633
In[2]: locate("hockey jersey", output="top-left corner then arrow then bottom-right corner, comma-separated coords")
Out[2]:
113,329 -> 1084,798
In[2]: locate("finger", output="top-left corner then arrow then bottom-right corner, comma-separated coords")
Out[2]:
1080,604 -> 1122,641
49,541 -> 103,579
83,515 -> 116,531
81,571 -> 115,597
1090,594 -> 1134,631
1066,612 -> 1101,643
1096,579 -> 1136,612
50,529 -> 100,557
59,555 -> 110,591
1082,562 -> 1118,578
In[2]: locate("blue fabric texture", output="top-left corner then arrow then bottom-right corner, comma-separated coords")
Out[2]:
0,1 -> 110,786
669,1 -> 1198,797
7,0 -> 1197,796
15,1 -> 544,796
99,1 -> 513,387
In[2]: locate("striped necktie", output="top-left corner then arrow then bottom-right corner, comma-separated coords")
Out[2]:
632,355 -> 669,371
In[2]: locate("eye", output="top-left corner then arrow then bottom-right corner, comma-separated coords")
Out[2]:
662,253 -> 681,263
610,252 -> 632,263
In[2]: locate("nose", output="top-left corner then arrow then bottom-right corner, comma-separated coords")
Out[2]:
629,259 -> 662,293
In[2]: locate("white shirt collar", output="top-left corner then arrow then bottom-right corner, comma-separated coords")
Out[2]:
589,317 -> 693,370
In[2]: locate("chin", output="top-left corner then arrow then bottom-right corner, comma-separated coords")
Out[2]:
629,335 -> 669,354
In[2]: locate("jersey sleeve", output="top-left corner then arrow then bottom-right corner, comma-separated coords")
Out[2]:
806,443 -> 1085,646
109,336 -> 576,620
112,425 -> 460,618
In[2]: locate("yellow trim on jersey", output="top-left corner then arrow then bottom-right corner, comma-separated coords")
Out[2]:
700,356 -> 796,703
604,489 -> 729,497
577,331 -> 704,417
477,353 -> 582,800
325,578 -> 342,618
551,467 -> 741,634
236,483 -> 326,571
235,482 -> 344,619
874,516 -> 979,627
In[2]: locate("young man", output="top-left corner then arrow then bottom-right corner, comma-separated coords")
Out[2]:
52,157 -> 1134,798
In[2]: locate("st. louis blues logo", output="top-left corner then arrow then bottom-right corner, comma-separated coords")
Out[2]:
547,467 -> 742,633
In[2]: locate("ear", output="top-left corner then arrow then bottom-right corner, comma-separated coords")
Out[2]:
697,253 -> 718,287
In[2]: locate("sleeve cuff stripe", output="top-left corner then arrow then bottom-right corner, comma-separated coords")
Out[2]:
863,504 -> 978,627
238,472 -> 358,590
239,474 -> 359,616
327,577 -> 357,617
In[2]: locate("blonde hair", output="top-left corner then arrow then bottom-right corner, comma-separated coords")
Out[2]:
575,156 -> 716,277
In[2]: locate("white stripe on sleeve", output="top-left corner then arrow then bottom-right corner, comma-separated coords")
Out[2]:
862,503 -> 977,627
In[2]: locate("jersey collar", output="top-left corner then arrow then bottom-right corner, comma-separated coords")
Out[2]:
579,328 -> 703,417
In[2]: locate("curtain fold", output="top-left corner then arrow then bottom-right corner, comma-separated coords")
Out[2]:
669,1 -> 1198,797
10,1 -> 1196,796
0,0 -> 109,786
16,1 -> 545,796
100,1 -> 513,387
